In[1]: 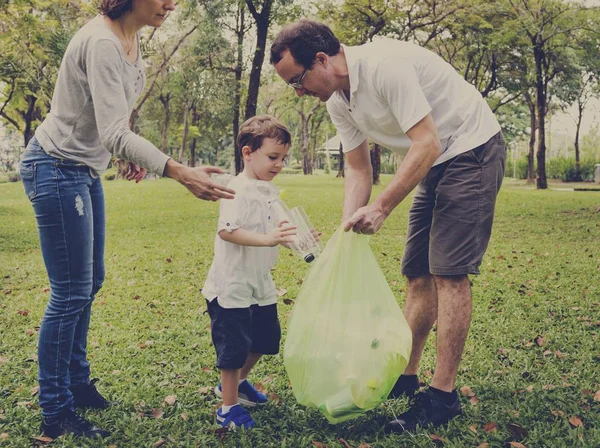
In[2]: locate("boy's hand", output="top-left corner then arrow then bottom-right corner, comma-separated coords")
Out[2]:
266,220 -> 297,247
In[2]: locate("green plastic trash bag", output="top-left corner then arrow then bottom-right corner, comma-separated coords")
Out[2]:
284,227 -> 412,424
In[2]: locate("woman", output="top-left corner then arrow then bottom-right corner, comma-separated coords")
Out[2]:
19,0 -> 234,439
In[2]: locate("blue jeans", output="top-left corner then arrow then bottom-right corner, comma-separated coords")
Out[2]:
19,137 -> 105,418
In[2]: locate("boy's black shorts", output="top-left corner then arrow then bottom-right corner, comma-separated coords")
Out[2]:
206,298 -> 281,370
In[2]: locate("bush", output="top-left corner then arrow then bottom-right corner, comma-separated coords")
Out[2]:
381,163 -> 396,174
547,157 -> 598,182
290,163 -> 302,170
505,156 -> 530,179
280,168 -> 302,175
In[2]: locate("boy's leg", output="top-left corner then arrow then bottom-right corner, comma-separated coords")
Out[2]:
221,369 -> 241,406
240,353 -> 262,380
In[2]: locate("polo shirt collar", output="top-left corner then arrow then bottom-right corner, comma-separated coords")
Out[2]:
342,44 -> 361,97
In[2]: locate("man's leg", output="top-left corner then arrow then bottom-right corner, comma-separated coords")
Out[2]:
403,275 -> 438,375
430,275 -> 472,392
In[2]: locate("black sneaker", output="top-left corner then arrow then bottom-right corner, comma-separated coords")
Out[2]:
388,374 -> 420,399
70,378 -> 112,409
385,388 -> 461,433
41,408 -> 110,439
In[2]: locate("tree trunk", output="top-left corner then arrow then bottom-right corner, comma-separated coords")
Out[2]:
159,92 -> 171,155
300,113 -> 312,174
244,0 -> 273,120
336,142 -> 345,178
525,91 -> 536,183
21,94 -> 38,147
234,2 -> 245,174
371,143 -> 381,185
190,106 -> 200,167
178,100 -> 190,163
574,99 -> 583,181
533,41 -> 547,189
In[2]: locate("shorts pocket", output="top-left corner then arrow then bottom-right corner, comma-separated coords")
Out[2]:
19,162 -> 36,201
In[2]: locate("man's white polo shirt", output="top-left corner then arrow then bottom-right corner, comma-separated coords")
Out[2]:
202,174 -> 281,309
326,39 -> 501,166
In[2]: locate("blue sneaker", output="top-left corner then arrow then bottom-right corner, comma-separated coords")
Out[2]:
214,379 -> 268,407
216,405 -> 255,430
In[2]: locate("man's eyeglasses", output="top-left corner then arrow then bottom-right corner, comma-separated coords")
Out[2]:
287,67 -> 308,89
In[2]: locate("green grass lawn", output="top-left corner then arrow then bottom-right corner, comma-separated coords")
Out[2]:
1,174 -> 599,447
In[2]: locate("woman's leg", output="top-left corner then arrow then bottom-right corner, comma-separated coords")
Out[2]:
69,177 -> 105,386
23,154 -> 96,419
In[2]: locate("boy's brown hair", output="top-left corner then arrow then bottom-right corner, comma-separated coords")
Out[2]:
237,115 -> 291,152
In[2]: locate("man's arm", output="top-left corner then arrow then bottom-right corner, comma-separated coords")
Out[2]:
342,138 -> 372,221
343,114 -> 441,234
372,114 -> 441,215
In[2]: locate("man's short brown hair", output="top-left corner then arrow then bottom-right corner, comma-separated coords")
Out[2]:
237,115 -> 291,152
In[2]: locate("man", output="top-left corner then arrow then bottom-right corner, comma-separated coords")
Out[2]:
270,20 -> 506,433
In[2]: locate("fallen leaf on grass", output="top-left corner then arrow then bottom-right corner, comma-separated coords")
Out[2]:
554,351 -> 566,358
470,396 -> 480,405
568,416 -> 583,428
163,395 -> 176,406
429,434 -> 446,444
483,422 -> 497,432
312,442 -> 327,448
476,444 -> 489,448
338,438 -> 352,448
593,390 -> 600,402
460,386 -> 475,397
17,310 -> 30,316
41,287 -> 49,293
26,329 -> 35,336
253,382 -> 267,394
166,258 -> 172,263
151,408 -> 164,419
269,392 -> 281,405
201,367 -> 212,373
283,298 -> 295,305
152,439 -> 166,448
0,356 -> 8,365
469,425 -> 478,433
31,386 -> 39,396
357,444 -> 371,448
31,435 -> 53,444
509,443 -> 527,448
180,413 -> 189,421
543,350 -> 552,356
506,423 -> 528,439
277,289 -> 287,297
199,386 -> 210,395
0,433 -> 8,441
132,295 -> 141,300
551,410 -> 565,417
535,335 -> 545,346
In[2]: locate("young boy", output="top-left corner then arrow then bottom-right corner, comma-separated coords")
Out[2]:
202,115 -> 297,430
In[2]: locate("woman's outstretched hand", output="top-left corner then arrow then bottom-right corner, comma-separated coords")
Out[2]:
163,159 -> 235,201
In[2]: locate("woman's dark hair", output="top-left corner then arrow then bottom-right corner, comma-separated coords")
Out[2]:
270,20 -> 341,69
99,0 -> 133,20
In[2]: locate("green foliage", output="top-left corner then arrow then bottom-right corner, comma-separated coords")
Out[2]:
505,156 -> 530,179
546,157 -> 598,182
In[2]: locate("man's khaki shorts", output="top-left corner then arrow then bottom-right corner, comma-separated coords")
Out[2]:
401,132 -> 506,277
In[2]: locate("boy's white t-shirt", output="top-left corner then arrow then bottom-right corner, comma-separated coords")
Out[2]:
202,174 -> 281,309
